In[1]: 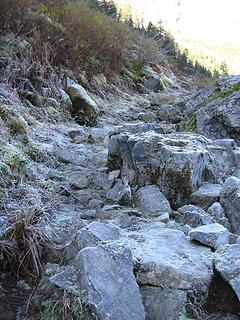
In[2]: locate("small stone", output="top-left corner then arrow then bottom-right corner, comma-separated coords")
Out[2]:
158,212 -> 170,223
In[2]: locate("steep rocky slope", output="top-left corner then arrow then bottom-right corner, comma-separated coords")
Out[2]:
0,23 -> 240,320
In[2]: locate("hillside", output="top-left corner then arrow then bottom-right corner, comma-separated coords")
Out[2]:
181,39 -> 240,75
0,1 -> 240,320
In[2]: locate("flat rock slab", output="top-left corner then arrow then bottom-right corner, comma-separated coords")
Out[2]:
214,244 -> 240,301
127,225 -> 213,293
74,243 -> 145,320
135,185 -> 171,217
189,223 -> 229,249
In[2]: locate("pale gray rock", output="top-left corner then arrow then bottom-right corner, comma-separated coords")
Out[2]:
150,92 -> 182,106
207,202 -> 230,228
140,286 -> 187,320
210,139 -> 240,179
74,243 -> 145,320
112,122 -> 161,135
158,212 -> 170,223
76,222 -> 120,246
137,111 -> 158,123
214,244 -> 240,301
157,104 -> 183,123
65,222 -> 121,261
59,88 -> 73,110
106,180 -> 132,205
190,183 -> 222,210
54,144 -> 93,166
108,169 -> 120,185
89,126 -> 112,144
135,185 -> 171,217
189,223 -> 229,249
108,132 -> 232,208
40,210 -> 86,246
185,75 -> 240,114
127,225 -> 213,293
143,67 -> 161,92
66,79 -> 99,125
50,266 -> 79,296
177,205 -> 214,228
67,170 -> 91,189
88,199 -> 104,209
220,176 -> 240,234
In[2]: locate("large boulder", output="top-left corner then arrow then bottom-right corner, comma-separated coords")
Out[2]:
108,132 -> 240,208
183,75 -> 240,144
65,79 -> 99,125
74,243 -> 146,320
126,224 -> 213,293
220,177 -> 240,234
135,185 -> 171,217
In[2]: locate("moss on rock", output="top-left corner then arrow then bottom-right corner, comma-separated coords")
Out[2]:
0,103 -> 29,134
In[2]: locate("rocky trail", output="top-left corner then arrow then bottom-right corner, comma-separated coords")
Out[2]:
1,72 -> 240,320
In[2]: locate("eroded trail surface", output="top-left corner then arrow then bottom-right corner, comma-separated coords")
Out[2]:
1,75 -> 240,320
